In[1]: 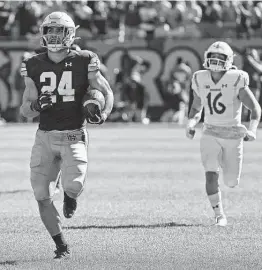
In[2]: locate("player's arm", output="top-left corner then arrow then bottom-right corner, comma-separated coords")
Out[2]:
186,74 -> 203,139
238,86 -> 261,140
20,76 -> 53,118
20,77 -> 40,118
186,91 -> 203,138
88,70 -> 114,121
188,91 -> 203,123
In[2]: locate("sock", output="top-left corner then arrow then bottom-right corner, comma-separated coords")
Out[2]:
208,191 -> 224,216
52,232 -> 67,248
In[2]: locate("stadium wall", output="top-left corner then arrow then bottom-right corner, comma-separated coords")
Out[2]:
1,38 -> 262,120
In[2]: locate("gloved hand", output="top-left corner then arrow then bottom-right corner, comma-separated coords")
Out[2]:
87,111 -> 107,125
31,91 -> 53,112
186,118 -> 197,139
244,130 -> 256,141
244,120 -> 258,142
186,127 -> 196,139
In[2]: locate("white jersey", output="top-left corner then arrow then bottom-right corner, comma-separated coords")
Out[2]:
191,69 -> 249,127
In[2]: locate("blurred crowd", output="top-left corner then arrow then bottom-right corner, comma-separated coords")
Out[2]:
1,0 -> 262,41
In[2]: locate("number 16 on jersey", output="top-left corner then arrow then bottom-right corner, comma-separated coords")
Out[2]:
40,71 -> 75,103
206,92 -> 226,115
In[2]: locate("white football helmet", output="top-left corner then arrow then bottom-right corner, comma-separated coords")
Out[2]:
203,41 -> 234,71
40,12 -> 79,52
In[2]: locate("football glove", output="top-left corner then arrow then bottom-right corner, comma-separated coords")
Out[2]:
244,130 -> 256,141
186,127 -> 196,139
87,112 -> 107,125
31,91 -> 53,112
244,120 -> 258,142
186,118 -> 197,139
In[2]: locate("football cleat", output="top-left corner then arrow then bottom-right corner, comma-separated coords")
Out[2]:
54,244 -> 70,259
215,215 -> 227,227
63,192 -> 77,219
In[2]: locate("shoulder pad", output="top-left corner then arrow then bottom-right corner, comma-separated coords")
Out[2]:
20,53 -> 45,77
232,70 -> 249,88
192,70 -> 208,84
22,52 -> 34,63
193,70 -> 209,77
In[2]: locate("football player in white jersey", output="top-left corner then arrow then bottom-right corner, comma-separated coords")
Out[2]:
186,41 -> 261,226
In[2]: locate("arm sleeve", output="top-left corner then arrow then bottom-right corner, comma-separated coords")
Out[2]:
235,71 -> 250,97
20,61 -> 28,77
238,71 -> 249,88
242,71 -> 249,87
20,57 -> 34,78
82,50 -> 101,73
191,72 -> 200,97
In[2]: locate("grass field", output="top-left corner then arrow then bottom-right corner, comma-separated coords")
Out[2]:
0,123 -> 262,270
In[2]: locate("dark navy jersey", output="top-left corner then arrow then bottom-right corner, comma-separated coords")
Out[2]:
21,50 -> 100,131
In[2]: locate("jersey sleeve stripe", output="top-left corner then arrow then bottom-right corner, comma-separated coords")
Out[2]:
194,73 -> 199,88
233,74 -> 241,87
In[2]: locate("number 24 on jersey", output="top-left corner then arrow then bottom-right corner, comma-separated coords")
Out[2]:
40,71 -> 75,103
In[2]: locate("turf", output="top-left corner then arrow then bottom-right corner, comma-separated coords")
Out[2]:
0,123 -> 261,270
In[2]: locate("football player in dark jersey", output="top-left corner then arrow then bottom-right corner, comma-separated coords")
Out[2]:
20,12 -> 113,259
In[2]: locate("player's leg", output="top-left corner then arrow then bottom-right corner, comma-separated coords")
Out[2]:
200,134 -> 226,225
61,129 -> 88,218
221,138 -> 243,188
30,130 -> 69,258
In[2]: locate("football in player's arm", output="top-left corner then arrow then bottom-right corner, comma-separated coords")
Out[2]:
86,53 -> 113,124
185,41 -> 261,227
19,11 -> 113,260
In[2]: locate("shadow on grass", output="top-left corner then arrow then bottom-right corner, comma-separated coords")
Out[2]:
0,260 -> 17,266
0,189 -> 31,195
64,222 -> 202,230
